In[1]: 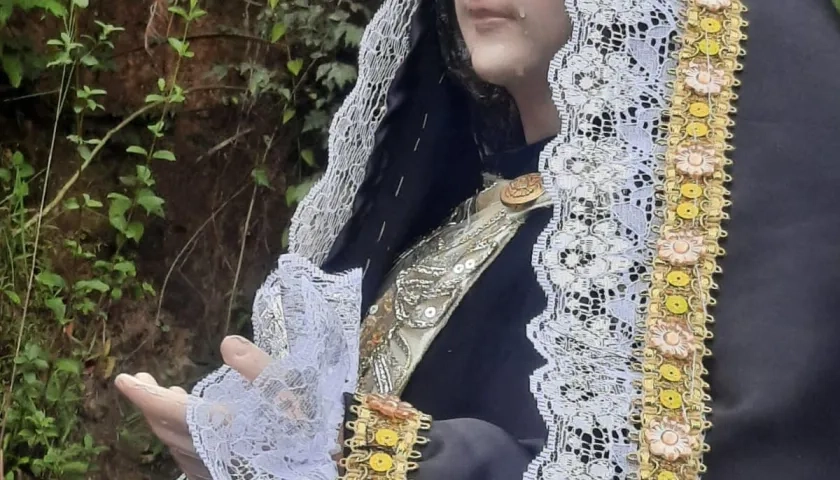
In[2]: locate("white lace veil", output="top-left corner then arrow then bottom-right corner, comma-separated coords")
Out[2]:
289,0 -> 679,478
190,0 -> 683,479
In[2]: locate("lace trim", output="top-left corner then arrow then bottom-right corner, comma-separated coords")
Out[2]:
526,1 -> 680,478
342,394 -> 431,479
637,2 -> 746,479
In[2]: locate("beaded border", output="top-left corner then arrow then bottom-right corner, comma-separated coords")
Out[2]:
637,1 -> 746,480
341,394 -> 431,479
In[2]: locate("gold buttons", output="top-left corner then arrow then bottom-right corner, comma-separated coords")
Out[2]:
689,102 -> 711,118
660,389 -> 683,409
676,203 -> 699,220
369,452 -> 394,472
666,271 -> 691,287
700,18 -> 722,33
685,122 -> 709,137
665,295 -> 689,314
697,39 -> 721,55
375,428 -> 399,447
680,183 -> 703,199
501,173 -> 544,207
660,364 -> 683,382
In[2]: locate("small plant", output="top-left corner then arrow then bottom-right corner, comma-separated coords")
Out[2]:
1,0 -> 205,477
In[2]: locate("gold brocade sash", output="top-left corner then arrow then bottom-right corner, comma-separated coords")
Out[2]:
357,174 -> 549,396
636,2 -> 746,479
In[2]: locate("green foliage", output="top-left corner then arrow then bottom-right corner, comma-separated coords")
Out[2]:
1,0 -> 368,476
1,0 -> 206,477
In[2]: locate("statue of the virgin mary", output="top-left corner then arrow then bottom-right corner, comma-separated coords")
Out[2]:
116,0 -> 840,479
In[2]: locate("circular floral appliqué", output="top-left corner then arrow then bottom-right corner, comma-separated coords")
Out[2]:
696,0 -> 732,12
645,418 -> 698,461
657,231 -> 705,266
650,322 -> 696,359
367,394 -> 417,420
675,143 -> 719,178
684,60 -> 727,95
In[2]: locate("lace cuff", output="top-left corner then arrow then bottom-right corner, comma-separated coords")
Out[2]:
341,393 -> 431,479
184,253 -> 362,480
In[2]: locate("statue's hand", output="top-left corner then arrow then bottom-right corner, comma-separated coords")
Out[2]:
116,335 -> 271,480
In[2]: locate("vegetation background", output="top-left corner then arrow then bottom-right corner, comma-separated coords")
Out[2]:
0,0 -> 372,478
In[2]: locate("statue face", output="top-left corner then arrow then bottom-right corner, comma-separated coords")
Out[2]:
453,0 -> 571,89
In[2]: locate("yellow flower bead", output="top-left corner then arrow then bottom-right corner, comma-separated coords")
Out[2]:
680,183 -> 704,199
369,452 -> 394,472
658,471 -> 679,480
666,271 -> 691,288
685,122 -> 709,137
700,18 -> 722,33
677,203 -> 699,220
660,364 -> 683,382
665,295 -> 689,314
660,389 -> 683,409
697,39 -> 721,55
375,428 -> 399,447
689,102 -> 711,118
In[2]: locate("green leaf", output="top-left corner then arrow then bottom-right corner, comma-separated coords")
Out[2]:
282,108 -> 296,124
126,145 -> 148,156
80,54 -> 99,67
145,93 -> 166,103
2,54 -> 24,88
284,184 -> 297,206
107,193 -> 132,216
83,193 -> 103,208
36,272 -> 66,290
135,189 -> 165,217
300,149 -> 316,167
77,144 -> 93,162
835,0 -> 840,13
125,222 -> 145,242
45,297 -> 66,322
302,110 -> 329,133
271,23 -> 287,43
4,290 -> 21,305
168,38 -> 186,55
0,168 -> 10,182
114,261 -> 136,276
168,5 -> 188,17
152,149 -> 176,161
286,59 -> 303,77
142,282 -> 157,296
55,358 -> 81,375
75,279 -> 109,293
251,168 -> 269,187
269,0 -> 279,9
64,198 -> 81,210
72,0 -> 89,8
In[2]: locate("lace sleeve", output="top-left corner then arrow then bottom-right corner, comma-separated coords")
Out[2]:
184,254 -> 362,480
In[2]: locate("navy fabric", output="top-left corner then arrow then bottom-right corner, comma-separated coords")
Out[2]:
704,1 -> 840,478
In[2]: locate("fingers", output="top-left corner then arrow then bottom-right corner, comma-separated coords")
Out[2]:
115,374 -> 188,428
170,448 -> 212,480
135,372 -> 158,386
170,385 -> 188,395
220,335 -> 271,382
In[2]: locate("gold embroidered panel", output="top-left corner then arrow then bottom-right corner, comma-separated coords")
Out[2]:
637,1 -> 746,479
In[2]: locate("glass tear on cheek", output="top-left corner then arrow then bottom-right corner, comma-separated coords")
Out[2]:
518,6 -> 526,19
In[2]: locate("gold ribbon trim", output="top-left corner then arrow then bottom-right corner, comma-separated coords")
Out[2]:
637,1 -> 746,479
